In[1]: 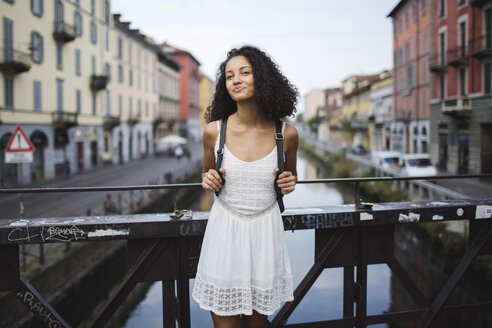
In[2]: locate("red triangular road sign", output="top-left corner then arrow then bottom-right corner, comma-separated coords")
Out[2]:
6,125 -> 35,152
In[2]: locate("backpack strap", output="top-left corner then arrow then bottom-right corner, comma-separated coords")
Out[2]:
215,117 -> 228,196
274,120 -> 285,213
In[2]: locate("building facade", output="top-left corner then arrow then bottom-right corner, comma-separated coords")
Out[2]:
112,14 -> 162,164
162,44 -> 201,141
429,0 -> 492,174
155,50 -> 180,140
1,0 -> 112,186
388,0 -> 432,155
370,72 -> 393,151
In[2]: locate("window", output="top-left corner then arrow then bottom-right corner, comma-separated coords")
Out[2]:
75,49 -> 81,75
56,79 -> 63,111
129,43 -> 132,64
4,0 -> 15,4
412,3 -> 417,22
405,42 -> 410,62
459,68 -> 467,96
91,55 -> 96,74
105,0 -> 110,24
484,62 -> 491,94
421,0 -> 427,15
486,8 -> 492,49
92,92 -> 96,115
119,94 -> 122,115
458,0 -> 466,7
105,62 -> 111,82
31,31 -> 44,63
129,96 -> 133,117
440,74 -> 446,99
4,75 -> 14,109
145,102 -> 149,117
106,90 -> 111,115
56,41 -> 62,70
118,37 -> 123,59
74,11 -> 82,36
31,0 -> 43,17
421,30 -> 427,53
407,64 -> 416,87
90,21 -> 97,44
105,29 -> 109,51
75,0 -> 80,7
76,90 -> 81,114
129,69 -> 133,86
439,0 -> 446,19
439,31 -> 446,64
33,81 -> 41,111
422,58 -> 427,82
138,99 -> 141,117
91,0 -> 95,16
118,64 -> 123,83
422,90 -> 427,116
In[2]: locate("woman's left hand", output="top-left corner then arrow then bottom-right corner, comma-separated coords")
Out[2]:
274,169 -> 297,195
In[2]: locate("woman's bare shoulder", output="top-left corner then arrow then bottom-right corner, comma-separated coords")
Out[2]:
203,121 -> 220,144
284,122 -> 298,141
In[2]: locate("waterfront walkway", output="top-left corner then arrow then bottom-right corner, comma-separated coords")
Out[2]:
0,140 -> 203,221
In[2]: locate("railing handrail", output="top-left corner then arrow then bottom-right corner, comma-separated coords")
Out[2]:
1,174 -> 491,194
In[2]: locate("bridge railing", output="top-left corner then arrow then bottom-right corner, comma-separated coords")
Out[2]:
1,175 -> 492,328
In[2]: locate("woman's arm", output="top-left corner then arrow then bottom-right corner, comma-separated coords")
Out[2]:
202,121 -> 224,192
276,123 -> 298,194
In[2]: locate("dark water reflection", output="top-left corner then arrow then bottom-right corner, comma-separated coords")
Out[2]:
121,155 -> 391,327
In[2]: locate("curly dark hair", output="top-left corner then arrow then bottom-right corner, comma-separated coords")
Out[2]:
205,45 -> 298,123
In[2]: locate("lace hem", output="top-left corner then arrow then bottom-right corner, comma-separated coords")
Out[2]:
192,274 -> 294,316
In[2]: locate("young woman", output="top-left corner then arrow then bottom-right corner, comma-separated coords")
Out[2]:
192,45 -> 299,328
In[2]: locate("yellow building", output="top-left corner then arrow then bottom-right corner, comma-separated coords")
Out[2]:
370,72 -> 392,151
199,72 -> 214,127
0,0 -> 112,185
330,73 -> 381,150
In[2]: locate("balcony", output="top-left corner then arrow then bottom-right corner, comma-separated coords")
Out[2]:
90,75 -> 109,91
51,111 -> 78,130
103,115 -> 121,131
470,0 -> 491,7
442,96 -> 472,115
0,48 -> 31,74
471,35 -> 492,59
127,114 -> 141,126
447,46 -> 469,67
53,21 -> 76,43
429,54 -> 448,73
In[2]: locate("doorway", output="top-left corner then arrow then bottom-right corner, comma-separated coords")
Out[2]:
77,141 -> 84,171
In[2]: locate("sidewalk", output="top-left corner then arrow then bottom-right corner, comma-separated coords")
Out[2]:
0,141 -> 203,221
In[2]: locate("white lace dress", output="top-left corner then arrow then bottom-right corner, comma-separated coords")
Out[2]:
192,121 -> 294,316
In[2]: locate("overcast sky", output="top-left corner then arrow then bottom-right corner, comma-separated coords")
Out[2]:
112,0 -> 398,110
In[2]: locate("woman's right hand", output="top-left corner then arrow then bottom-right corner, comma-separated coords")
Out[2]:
202,168 -> 225,192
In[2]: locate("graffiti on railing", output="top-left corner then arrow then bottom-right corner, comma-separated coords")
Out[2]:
16,290 -> 62,328
300,212 -> 354,229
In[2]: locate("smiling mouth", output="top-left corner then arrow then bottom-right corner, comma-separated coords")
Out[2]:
233,87 -> 244,92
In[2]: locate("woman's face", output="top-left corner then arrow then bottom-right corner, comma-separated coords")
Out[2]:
225,55 -> 255,102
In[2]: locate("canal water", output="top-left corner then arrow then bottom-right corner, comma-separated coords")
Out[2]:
118,154 -> 392,327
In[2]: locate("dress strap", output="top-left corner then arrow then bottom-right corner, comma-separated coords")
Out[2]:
216,120 -> 221,131
282,121 -> 286,133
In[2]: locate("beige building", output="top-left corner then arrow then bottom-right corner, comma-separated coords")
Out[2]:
155,52 -> 180,139
304,88 -> 325,120
199,73 -> 214,127
1,0 -> 112,186
111,14 -> 163,163
370,72 -> 393,151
